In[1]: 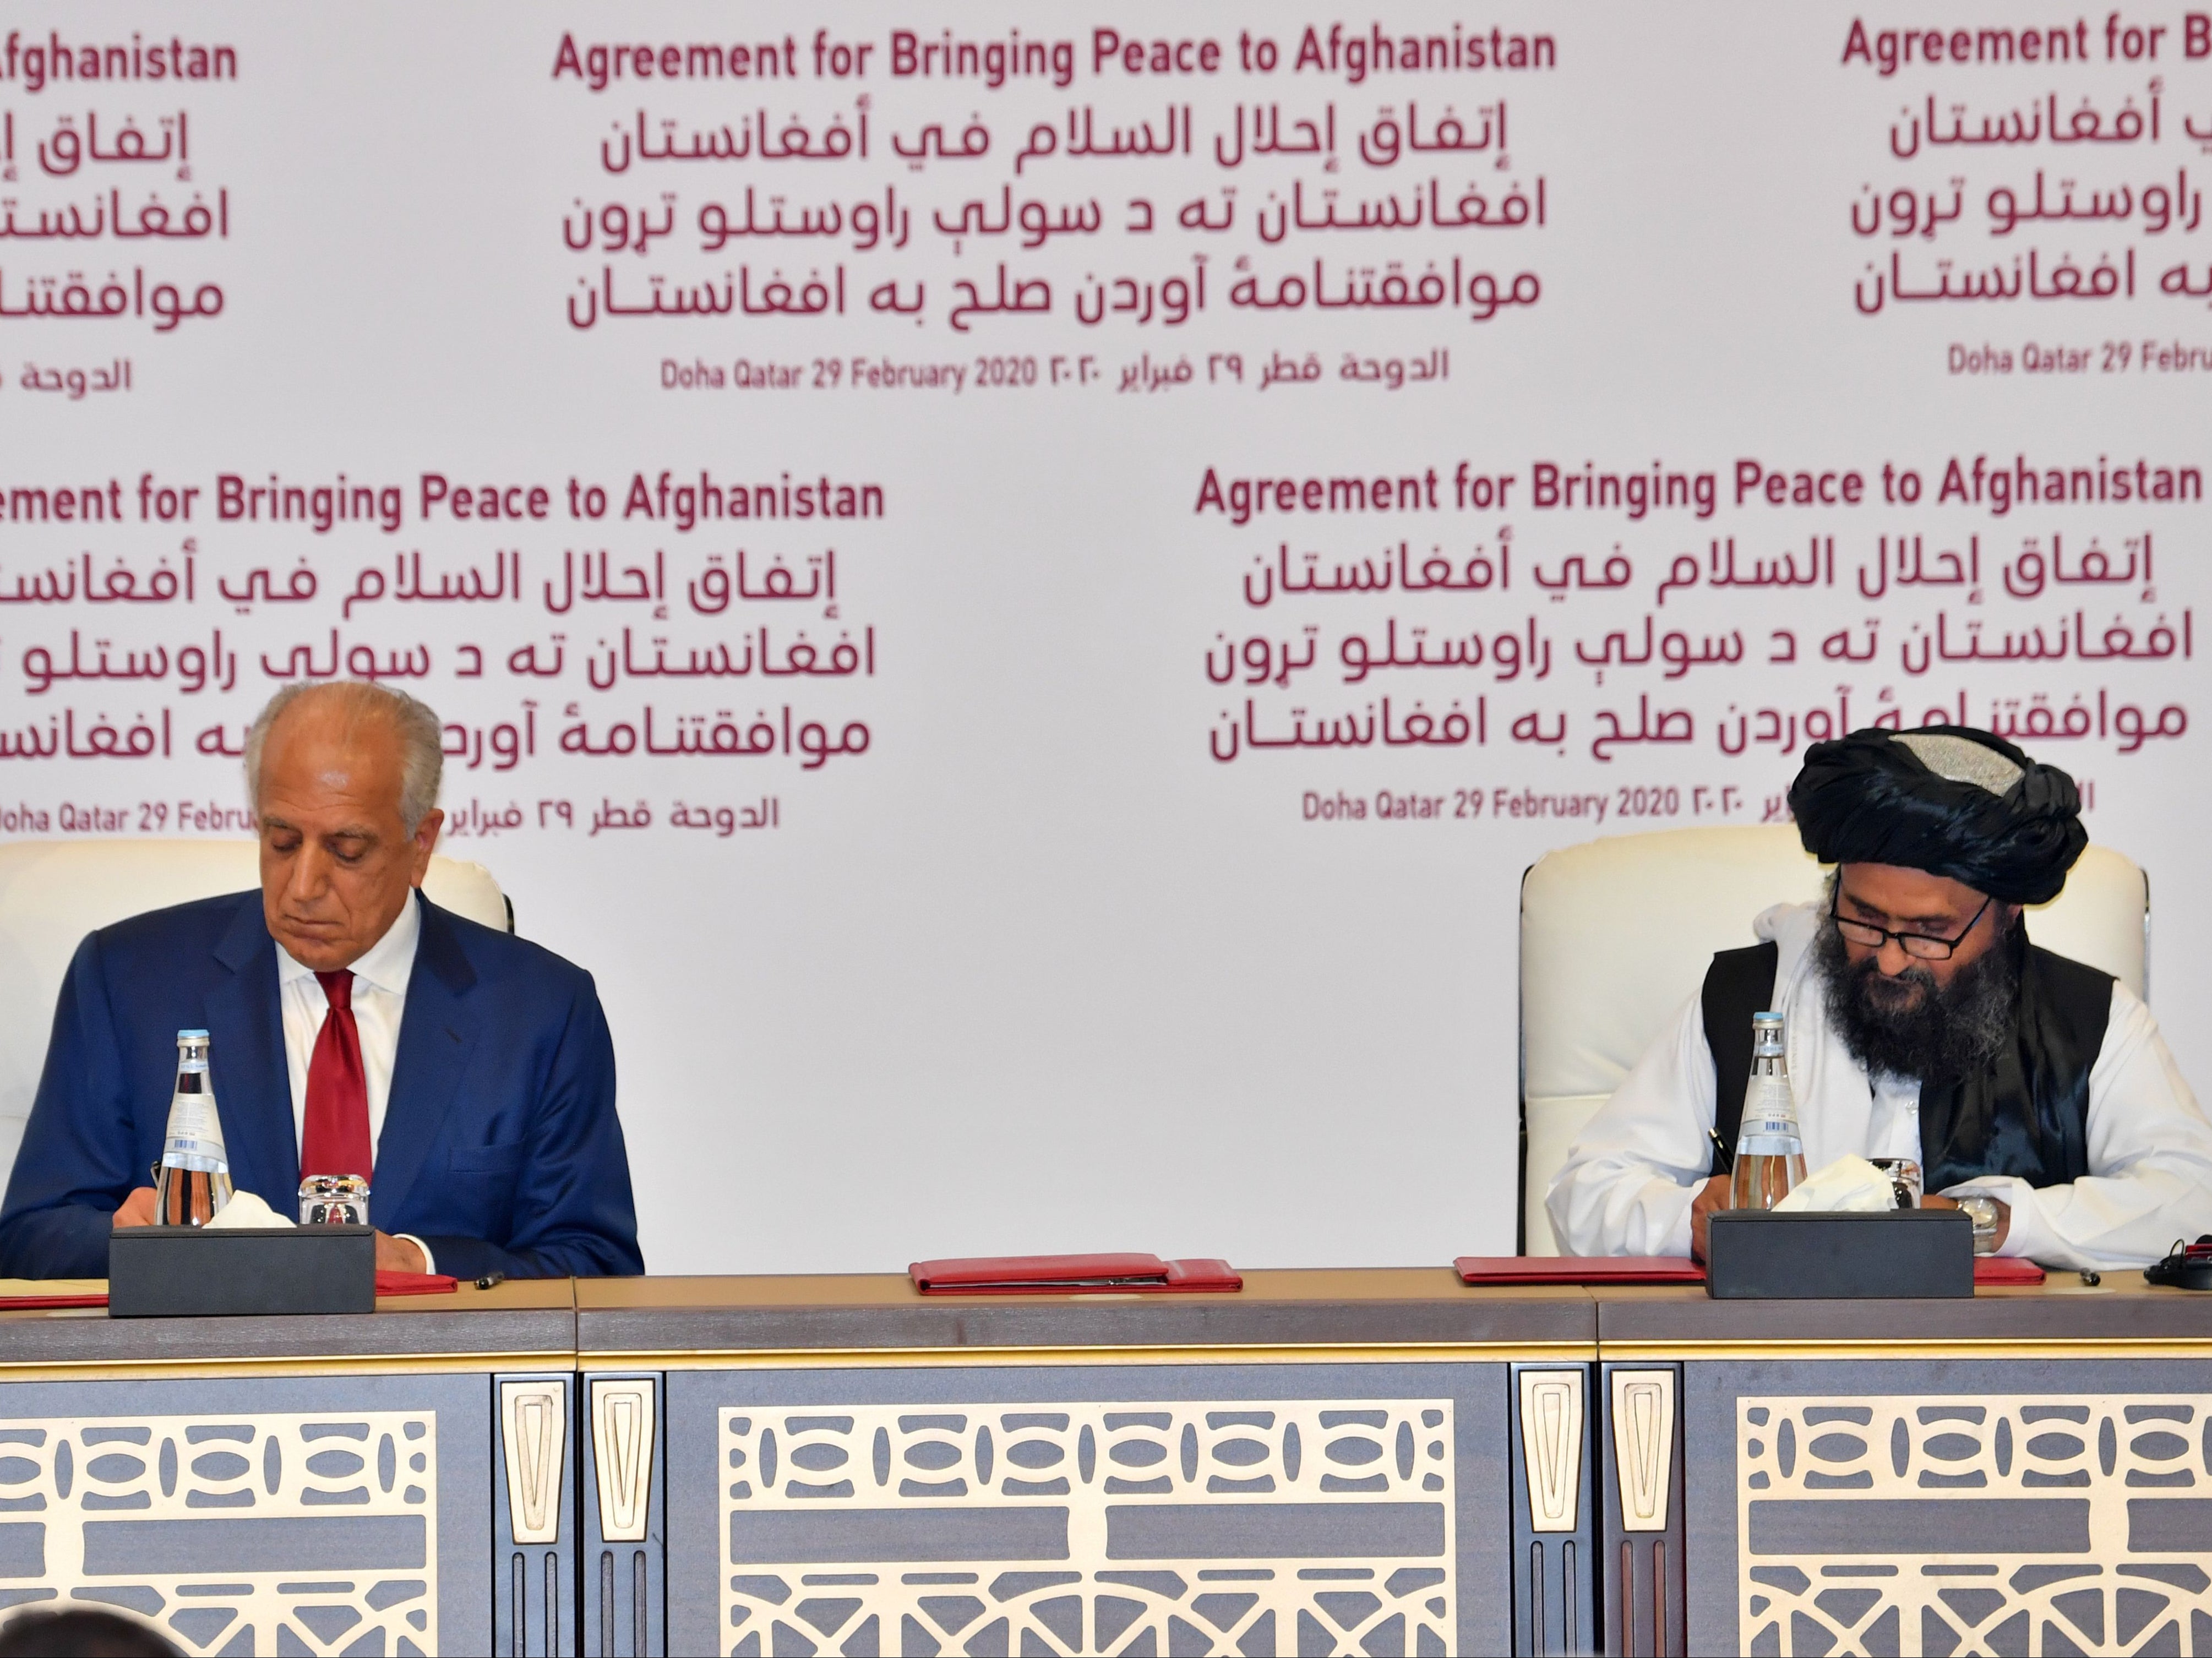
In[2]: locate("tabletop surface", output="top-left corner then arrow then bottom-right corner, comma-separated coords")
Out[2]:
570,1267 -> 2212,1355
0,1275 -> 575,1367
574,1268 -> 1600,1354
1595,1268 -> 2212,1344
0,1268 -> 2207,1368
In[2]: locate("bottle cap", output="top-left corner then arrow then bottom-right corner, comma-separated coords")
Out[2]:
176,1028 -> 210,1040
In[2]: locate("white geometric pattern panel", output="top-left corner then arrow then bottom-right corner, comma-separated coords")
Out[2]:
0,1409 -> 437,1656
719,1399 -> 1454,1657
500,1381 -> 565,1545
590,1377 -> 655,1544
1611,1369 -> 1675,1534
1519,1369 -> 1584,1532
1738,1392 -> 2212,1657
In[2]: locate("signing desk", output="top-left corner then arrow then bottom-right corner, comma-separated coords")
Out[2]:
575,1270 -> 1596,1657
1601,1275 -> 2212,1658
1,1273 -> 2209,1656
0,1278 -> 574,1657
578,1272 -> 2212,1658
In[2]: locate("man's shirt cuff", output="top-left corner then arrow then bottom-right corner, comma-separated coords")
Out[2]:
1943,1175 -> 2050,1263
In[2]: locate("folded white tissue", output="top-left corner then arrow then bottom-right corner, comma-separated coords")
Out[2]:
204,1190 -> 293,1230
1772,1155 -> 1900,1214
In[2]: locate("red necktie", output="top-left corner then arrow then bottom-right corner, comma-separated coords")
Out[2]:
300,970 -> 373,1179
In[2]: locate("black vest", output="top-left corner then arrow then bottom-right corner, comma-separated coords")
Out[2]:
1702,927 -> 2112,1190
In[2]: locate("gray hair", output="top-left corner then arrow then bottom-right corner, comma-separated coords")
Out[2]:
244,681 -> 444,835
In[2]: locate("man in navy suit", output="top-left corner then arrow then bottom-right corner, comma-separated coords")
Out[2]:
0,681 -> 642,1280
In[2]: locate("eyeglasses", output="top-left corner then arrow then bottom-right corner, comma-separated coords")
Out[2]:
1830,888 -> 1993,961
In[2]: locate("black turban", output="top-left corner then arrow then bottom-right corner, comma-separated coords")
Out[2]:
1788,726 -> 2086,904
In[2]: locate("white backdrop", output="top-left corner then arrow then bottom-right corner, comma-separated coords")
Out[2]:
0,2 -> 2205,1270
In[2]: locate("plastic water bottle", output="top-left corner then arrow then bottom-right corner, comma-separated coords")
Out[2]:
1729,1011 -> 1807,1210
153,1029 -> 234,1226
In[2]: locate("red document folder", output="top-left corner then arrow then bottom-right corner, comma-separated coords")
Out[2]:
1456,1256 -> 1706,1285
375,1270 -> 459,1296
911,1254 -> 1243,1295
1455,1256 -> 2046,1288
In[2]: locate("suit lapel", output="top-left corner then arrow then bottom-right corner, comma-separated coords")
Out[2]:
374,893 -> 480,1220
205,896 -> 297,1204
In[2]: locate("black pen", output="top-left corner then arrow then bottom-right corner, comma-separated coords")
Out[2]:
1707,1129 -> 1735,1175
475,1272 -> 506,1290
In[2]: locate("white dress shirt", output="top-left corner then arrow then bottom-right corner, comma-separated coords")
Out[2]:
274,893 -> 434,1271
1546,900 -> 2212,1269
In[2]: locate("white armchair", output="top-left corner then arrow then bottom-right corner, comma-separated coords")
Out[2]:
1518,823 -> 2148,1255
0,839 -> 510,1201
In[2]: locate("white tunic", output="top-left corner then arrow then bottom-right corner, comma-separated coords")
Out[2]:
1545,901 -> 2212,1269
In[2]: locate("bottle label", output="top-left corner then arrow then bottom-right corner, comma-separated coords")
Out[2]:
161,1093 -> 228,1172
1745,1079 -> 1799,1125
1736,1077 -> 1802,1158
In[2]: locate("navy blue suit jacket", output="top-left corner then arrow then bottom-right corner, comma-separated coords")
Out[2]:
0,889 -> 643,1280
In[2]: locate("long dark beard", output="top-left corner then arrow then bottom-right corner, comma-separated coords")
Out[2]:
1812,909 -> 2022,1081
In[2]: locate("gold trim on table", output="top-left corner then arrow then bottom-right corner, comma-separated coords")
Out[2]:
0,1351 -> 577,1383
579,1340 -> 1598,1371
1605,1338 -> 2212,1364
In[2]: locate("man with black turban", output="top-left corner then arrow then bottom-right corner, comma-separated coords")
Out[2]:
1549,726 -> 2212,1267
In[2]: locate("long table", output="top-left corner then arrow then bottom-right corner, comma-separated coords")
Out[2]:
1599,1277 -> 2212,1658
0,1277 -> 575,1656
0,1269 -> 2206,1655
